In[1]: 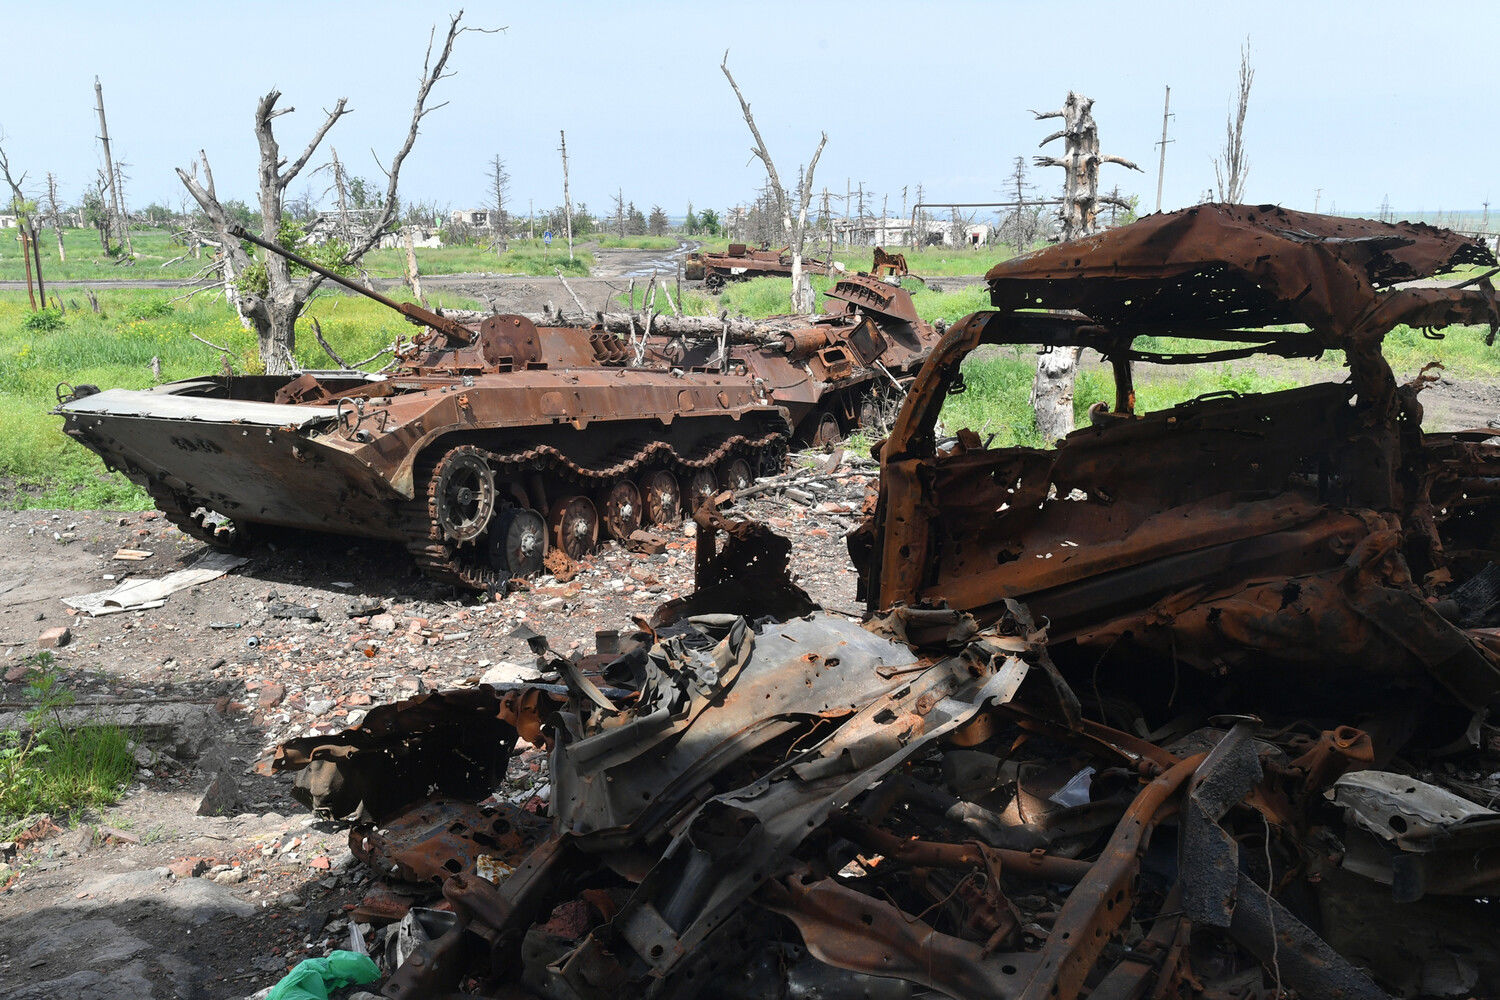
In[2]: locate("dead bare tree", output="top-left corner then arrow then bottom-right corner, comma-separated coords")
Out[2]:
328,147 -> 353,245
1030,92 -> 1140,443
1213,39 -> 1254,203
721,51 -> 826,313
0,142 -> 45,309
45,171 -> 65,262
176,12 -> 494,373
486,153 -> 509,252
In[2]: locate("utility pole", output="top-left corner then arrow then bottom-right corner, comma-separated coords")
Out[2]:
94,76 -> 124,254
828,186 -> 840,260
913,183 -> 924,250
1314,188 -> 1322,214
559,130 -> 573,261
1154,85 -> 1172,213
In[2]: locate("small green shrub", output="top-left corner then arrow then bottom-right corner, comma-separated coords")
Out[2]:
0,654 -> 135,830
21,308 -> 63,332
122,297 -> 173,320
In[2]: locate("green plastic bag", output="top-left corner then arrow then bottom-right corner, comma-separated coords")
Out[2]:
265,949 -> 380,1000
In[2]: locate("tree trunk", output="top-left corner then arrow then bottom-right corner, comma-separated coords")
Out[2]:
405,225 -> 425,306
1032,347 -> 1079,444
258,293 -> 299,375
221,253 -> 251,330
1030,93 -> 1141,441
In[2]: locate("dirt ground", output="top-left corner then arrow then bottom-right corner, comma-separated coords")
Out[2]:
0,462 -> 868,999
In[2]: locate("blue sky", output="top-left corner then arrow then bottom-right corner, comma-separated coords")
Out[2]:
3,1 -> 1496,222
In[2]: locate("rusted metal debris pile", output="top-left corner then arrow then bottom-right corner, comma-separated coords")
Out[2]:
272,206 -> 1500,998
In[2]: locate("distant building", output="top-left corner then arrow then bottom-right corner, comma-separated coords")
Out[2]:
0,214 -> 17,229
304,210 -> 441,249
450,208 -> 495,228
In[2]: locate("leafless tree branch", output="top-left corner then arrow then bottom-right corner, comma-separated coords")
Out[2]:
721,51 -> 787,227
1214,39 -> 1254,203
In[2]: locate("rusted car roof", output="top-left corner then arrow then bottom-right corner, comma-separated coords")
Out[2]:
984,203 -> 1496,335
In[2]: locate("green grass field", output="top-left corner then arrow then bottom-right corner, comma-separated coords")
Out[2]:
0,286 -> 478,509
595,235 -> 680,250
1,228 -> 595,283
363,238 -> 593,276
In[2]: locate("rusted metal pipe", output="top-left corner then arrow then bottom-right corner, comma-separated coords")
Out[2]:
832,814 -> 1093,884
1017,752 -> 1206,1000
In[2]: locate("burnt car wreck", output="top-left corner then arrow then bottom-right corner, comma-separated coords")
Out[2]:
273,206 -> 1500,998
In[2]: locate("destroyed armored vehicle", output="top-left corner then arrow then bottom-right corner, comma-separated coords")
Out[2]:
55,229 -> 940,590
683,242 -> 837,290
656,273 -> 944,446
269,206 -> 1500,1000
56,229 -> 791,591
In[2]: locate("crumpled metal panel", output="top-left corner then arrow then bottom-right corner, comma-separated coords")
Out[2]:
351,794 -> 552,886
551,611 -> 924,841
984,203 -> 1496,334
1331,771 -> 1500,847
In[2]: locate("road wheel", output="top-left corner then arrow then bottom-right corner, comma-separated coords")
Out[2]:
720,457 -> 754,492
550,495 -> 599,560
640,470 -> 682,526
488,507 -> 548,577
705,273 -> 726,293
812,411 -> 842,449
434,446 -> 497,543
600,480 -> 643,540
686,468 -> 718,512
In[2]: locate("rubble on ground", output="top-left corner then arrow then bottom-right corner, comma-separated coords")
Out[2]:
267,209 -> 1500,999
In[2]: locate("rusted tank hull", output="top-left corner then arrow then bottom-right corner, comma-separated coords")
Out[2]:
60,387 -> 408,539
58,363 -> 792,590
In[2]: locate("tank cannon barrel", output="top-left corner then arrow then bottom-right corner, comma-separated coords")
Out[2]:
226,224 -> 473,343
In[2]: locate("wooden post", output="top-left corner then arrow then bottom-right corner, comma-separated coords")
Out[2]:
94,77 -> 124,253
18,229 -> 36,310
30,223 -> 45,304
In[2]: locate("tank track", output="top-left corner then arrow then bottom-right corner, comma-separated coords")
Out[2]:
402,429 -> 788,591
